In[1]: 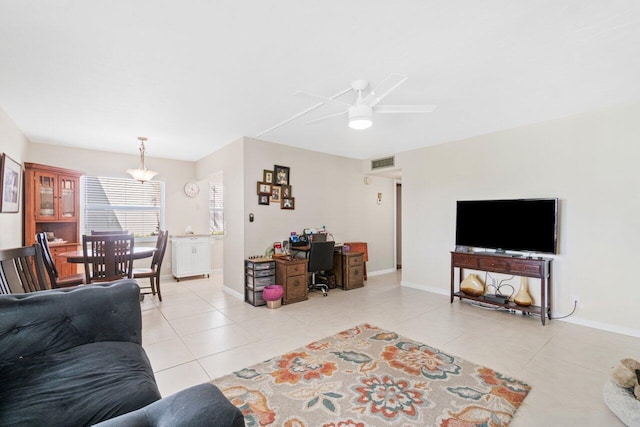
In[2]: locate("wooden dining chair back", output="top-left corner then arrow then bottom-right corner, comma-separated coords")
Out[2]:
36,232 -> 84,288
91,230 -> 130,235
133,230 -> 168,301
0,244 -> 49,294
82,234 -> 135,284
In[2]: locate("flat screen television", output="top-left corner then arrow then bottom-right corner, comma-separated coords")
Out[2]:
455,198 -> 558,254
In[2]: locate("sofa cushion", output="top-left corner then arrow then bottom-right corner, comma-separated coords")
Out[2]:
0,341 -> 160,426
0,280 -> 143,362
95,383 -> 245,427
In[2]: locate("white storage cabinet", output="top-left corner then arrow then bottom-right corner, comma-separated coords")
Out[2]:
171,234 -> 211,281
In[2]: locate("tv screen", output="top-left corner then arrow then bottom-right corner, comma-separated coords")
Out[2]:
455,198 -> 558,254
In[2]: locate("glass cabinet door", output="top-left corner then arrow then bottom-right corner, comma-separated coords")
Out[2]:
35,172 -> 56,219
59,176 -> 77,218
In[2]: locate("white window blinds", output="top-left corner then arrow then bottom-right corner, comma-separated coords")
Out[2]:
209,183 -> 224,235
83,176 -> 164,237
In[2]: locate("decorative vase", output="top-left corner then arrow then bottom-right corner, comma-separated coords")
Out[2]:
460,274 -> 484,296
514,277 -> 533,306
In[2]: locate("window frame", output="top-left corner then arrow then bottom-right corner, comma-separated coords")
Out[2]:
209,182 -> 224,238
80,176 -> 165,242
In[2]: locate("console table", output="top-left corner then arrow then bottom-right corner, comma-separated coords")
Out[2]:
450,251 -> 552,325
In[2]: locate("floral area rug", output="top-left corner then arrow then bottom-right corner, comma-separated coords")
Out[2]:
212,323 -> 530,426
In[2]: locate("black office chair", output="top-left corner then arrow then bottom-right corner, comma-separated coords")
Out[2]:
307,241 -> 335,297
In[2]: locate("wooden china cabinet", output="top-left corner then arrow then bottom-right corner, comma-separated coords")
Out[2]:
23,163 -> 84,278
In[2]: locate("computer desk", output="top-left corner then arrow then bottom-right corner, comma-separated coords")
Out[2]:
290,243 -> 345,258
289,244 -> 364,290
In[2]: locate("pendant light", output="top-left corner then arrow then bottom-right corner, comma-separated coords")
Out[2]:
127,137 -> 157,183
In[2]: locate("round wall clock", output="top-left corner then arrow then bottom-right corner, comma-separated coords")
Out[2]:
184,182 -> 200,198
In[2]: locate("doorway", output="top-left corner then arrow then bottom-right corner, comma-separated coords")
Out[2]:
396,182 -> 402,269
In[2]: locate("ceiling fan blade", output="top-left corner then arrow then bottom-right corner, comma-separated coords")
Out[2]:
295,91 -> 352,109
363,73 -> 408,107
304,110 -> 348,125
256,102 -> 325,137
256,87 -> 352,137
374,104 -> 437,113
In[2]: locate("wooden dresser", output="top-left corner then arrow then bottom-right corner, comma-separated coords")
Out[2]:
275,258 -> 308,304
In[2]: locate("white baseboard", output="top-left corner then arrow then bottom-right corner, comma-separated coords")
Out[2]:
367,268 -> 397,277
401,281 -> 640,338
223,286 -> 243,300
401,280 -> 449,296
559,316 -> 640,338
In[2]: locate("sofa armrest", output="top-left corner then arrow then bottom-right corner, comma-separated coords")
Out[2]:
0,279 -> 142,362
94,383 -> 245,427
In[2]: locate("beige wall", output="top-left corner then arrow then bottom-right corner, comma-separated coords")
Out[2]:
0,108 -> 29,249
242,137 -> 396,273
398,101 -> 640,336
194,137 -> 397,296
196,138 -> 245,296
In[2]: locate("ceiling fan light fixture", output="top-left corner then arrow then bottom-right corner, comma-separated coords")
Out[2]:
348,104 -> 373,130
127,137 -> 158,183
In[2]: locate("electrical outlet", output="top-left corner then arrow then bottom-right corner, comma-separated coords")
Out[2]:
571,295 -> 580,305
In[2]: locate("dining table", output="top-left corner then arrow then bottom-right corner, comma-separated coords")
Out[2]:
59,246 -> 156,263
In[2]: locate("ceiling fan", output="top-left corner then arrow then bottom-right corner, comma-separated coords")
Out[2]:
256,73 -> 436,136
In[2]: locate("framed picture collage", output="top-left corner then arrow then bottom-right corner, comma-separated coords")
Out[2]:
256,164 -> 294,210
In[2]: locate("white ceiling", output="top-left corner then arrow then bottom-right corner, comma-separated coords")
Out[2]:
1,1 -> 639,162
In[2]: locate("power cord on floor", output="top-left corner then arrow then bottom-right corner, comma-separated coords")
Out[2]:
551,300 -> 578,320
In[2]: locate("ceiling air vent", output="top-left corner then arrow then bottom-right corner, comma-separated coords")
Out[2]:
371,156 -> 395,170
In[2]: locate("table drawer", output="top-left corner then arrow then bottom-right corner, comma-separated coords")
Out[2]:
348,268 -> 363,283
509,261 -> 542,275
285,275 -> 307,298
478,258 -> 508,270
286,263 -> 306,276
452,253 -> 478,268
348,254 -> 363,267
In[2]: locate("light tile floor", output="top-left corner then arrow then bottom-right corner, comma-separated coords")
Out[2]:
141,270 -> 638,426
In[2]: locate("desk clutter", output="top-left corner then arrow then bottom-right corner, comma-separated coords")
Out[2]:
244,232 -> 367,307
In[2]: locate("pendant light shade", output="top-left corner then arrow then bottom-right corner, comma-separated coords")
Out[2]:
127,137 -> 157,183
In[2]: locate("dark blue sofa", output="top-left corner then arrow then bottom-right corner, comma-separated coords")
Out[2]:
0,279 -> 243,426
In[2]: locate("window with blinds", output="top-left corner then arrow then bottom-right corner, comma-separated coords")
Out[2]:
209,183 -> 224,235
83,176 -> 164,237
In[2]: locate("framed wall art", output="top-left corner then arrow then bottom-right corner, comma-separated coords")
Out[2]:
263,169 -> 274,184
257,182 -> 272,196
274,165 -> 290,185
281,185 -> 292,198
0,154 -> 22,213
281,197 -> 295,210
271,185 -> 281,203
258,194 -> 270,205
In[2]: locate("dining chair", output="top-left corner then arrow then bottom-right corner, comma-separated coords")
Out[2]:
133,230 -> 168,301
36,232 -> 85,288
91,230 -> 130,235
0,244 -> 49,294
82,234 -> 135,284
